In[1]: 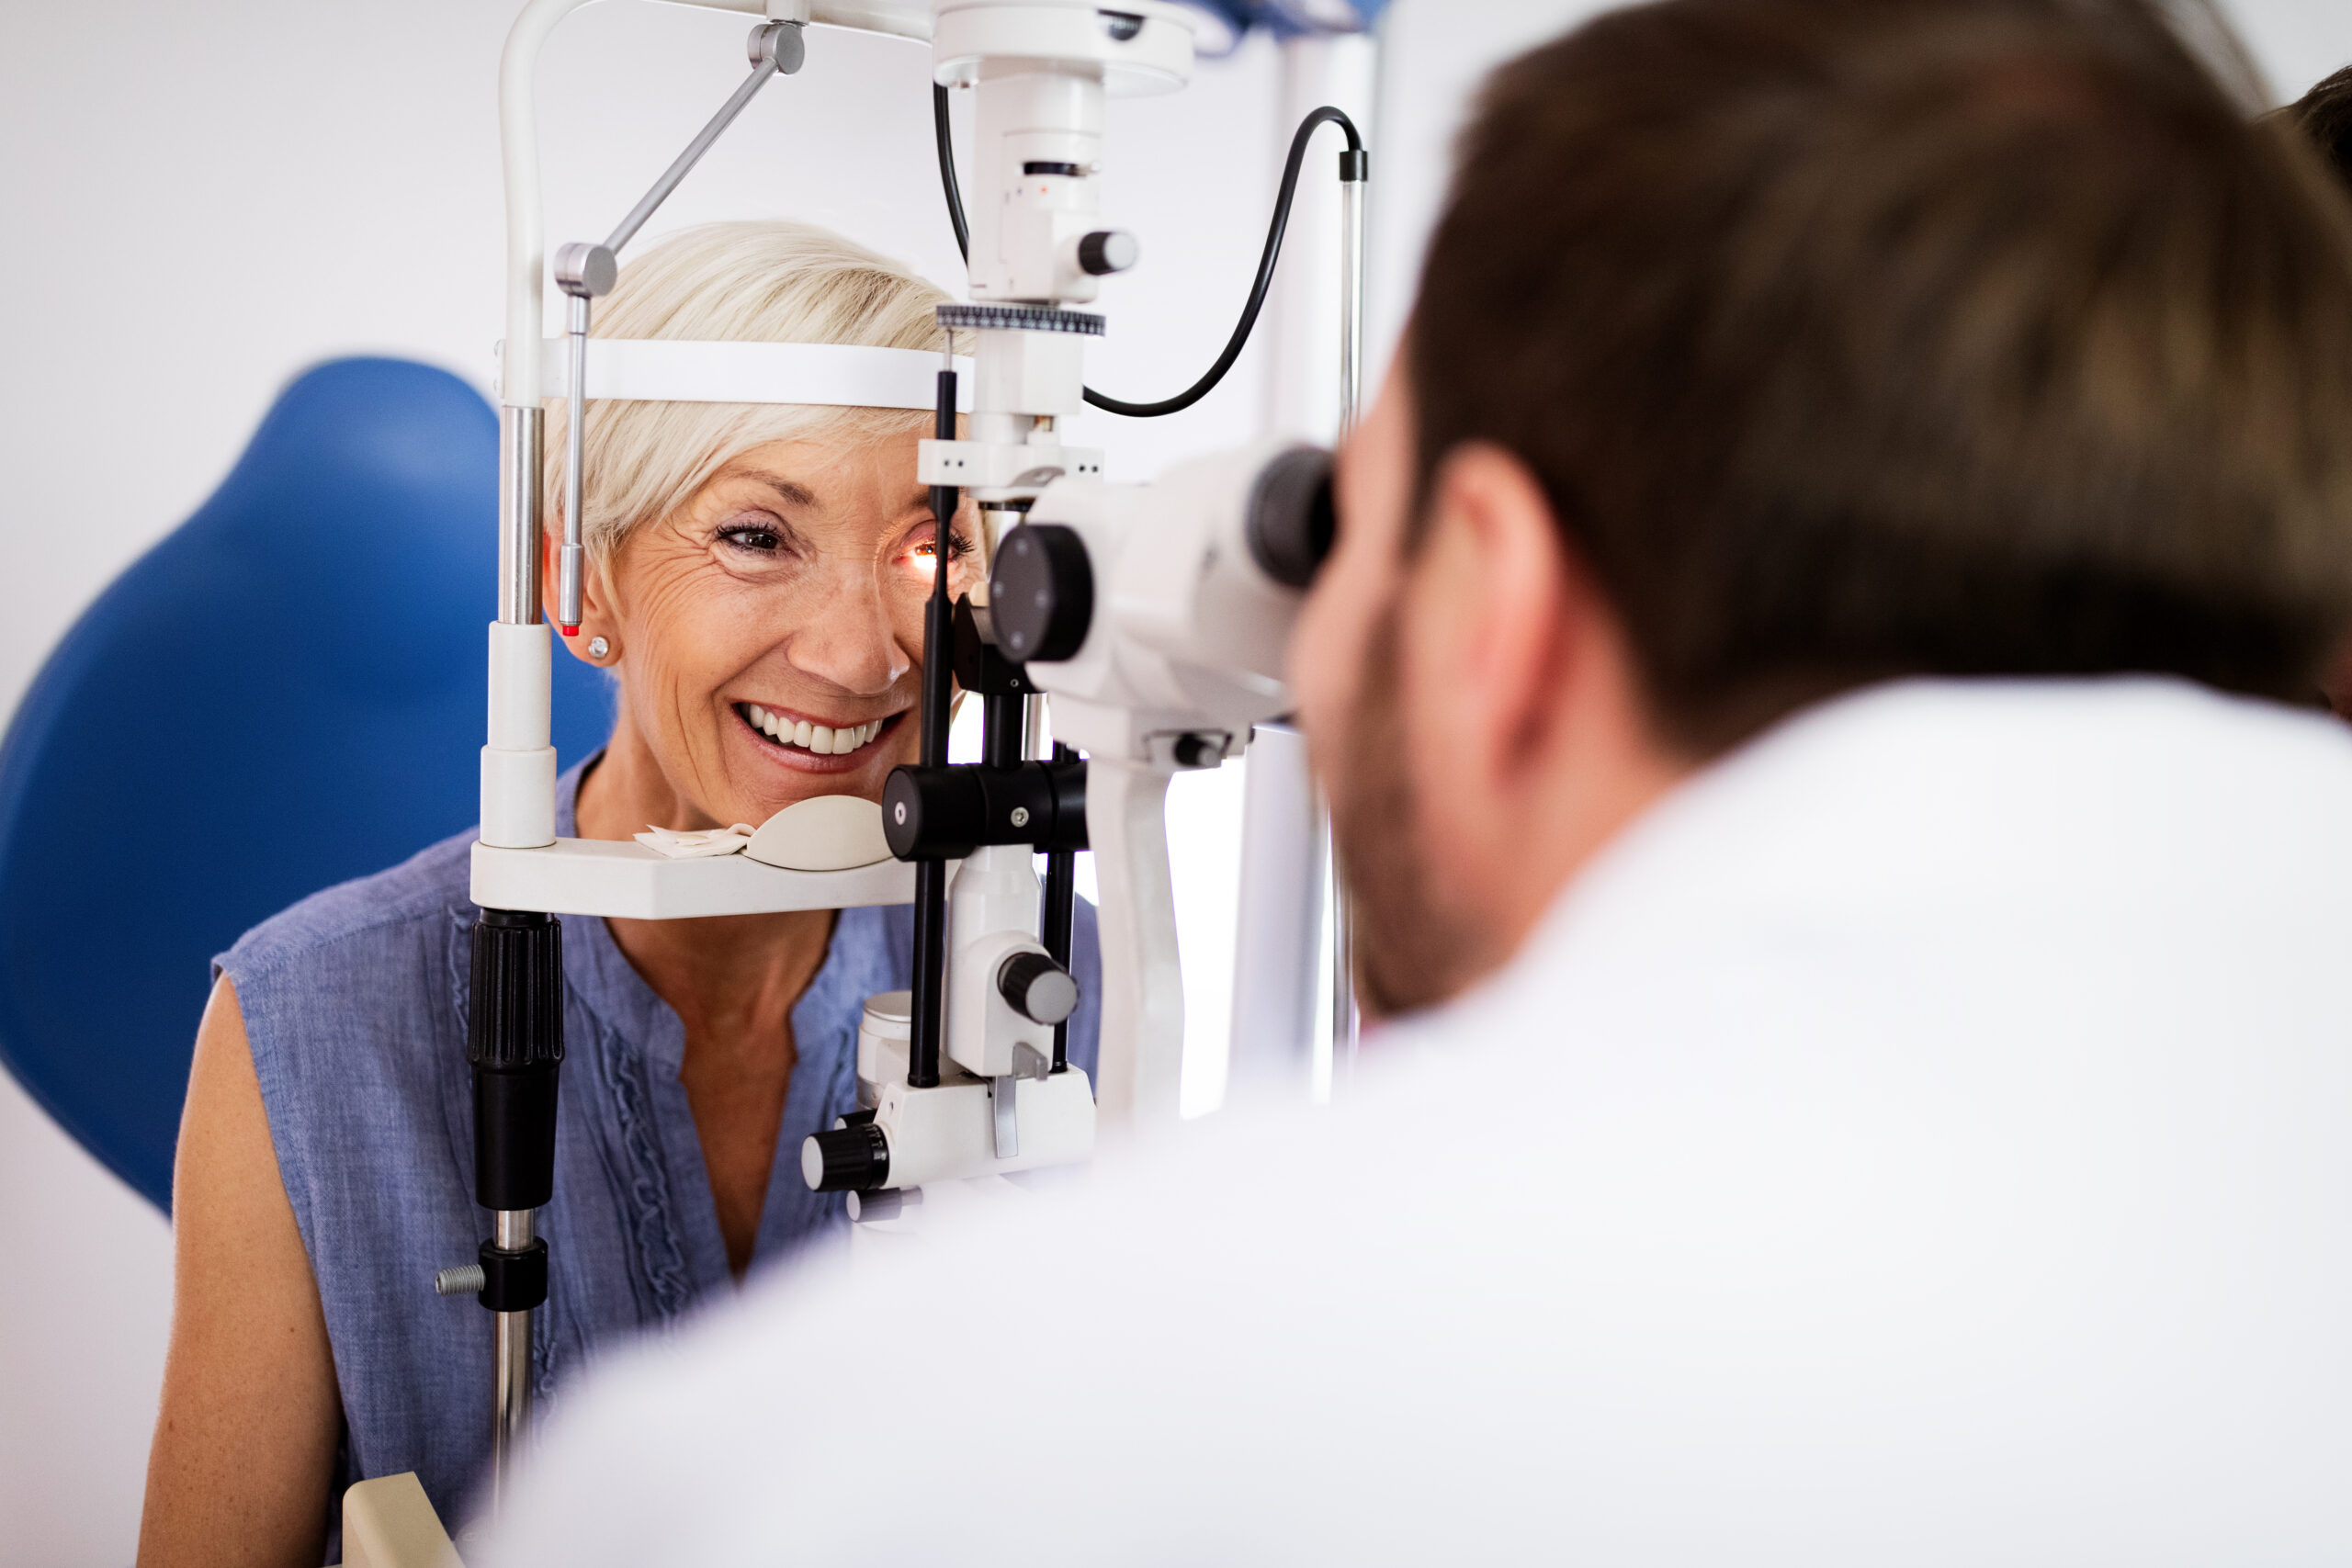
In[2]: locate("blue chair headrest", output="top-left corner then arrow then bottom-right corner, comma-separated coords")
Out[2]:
0,357 -> 609,1210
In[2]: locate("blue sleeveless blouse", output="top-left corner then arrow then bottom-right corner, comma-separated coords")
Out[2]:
218,761 -> 1101,1548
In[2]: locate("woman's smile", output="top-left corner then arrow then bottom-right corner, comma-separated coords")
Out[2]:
731,700 -> 909,774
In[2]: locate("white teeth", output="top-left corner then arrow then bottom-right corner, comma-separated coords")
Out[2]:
743,706 -> 887,755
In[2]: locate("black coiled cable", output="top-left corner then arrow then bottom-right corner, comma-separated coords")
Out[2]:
930,84 -> 1363,419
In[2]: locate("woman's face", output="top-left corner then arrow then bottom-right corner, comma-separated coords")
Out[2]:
582,430 -> 973,828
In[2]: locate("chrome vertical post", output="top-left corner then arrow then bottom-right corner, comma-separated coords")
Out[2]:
497,407 -> 545,626
490,1207 -> 537,1503
1328,145 -> 1370,1074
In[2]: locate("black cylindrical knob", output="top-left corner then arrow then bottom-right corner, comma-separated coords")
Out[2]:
469,909 -> 565,1213
1246,446 -> 1337,590
991,524 -> 1094,664
468,909 -> 564,1070
998,950 -> 1080,1026
884,766 -> 986,860
803,1122 -> 891,1193
1078,230 -> 1139,276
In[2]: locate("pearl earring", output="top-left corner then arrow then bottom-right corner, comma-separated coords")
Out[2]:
587,636 -> 610,660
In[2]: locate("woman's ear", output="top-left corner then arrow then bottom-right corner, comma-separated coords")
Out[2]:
541,530 -> 619,666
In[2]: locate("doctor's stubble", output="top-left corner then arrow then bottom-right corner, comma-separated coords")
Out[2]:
1328,590 -> 1483,1021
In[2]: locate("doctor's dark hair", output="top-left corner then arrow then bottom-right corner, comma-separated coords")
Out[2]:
2283,62 -> 2352,184
1408,0 -> 2352,753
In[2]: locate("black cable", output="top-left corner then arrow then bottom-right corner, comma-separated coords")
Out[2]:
929,89 -> 1363,419
933,84 -> 970,265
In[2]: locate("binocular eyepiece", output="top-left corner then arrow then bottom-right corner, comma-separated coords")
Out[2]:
991,445 -> 1335,669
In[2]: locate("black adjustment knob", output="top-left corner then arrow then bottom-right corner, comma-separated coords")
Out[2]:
998,950 -> 1080,1026
468,909 -> 565,1071
1078,230 -> 1139,276
1246,446 -> 1336,589
468,908 -> 566,1213
802,1122 -> 891,1193
991,524 -> 1094,663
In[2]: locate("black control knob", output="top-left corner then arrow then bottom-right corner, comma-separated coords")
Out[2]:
802,1121 -> 890,1193
1078,230 -> 1139,276
991,524 -> 1094,663
998,950 -> 1080,1026
468,908 -> 566,1213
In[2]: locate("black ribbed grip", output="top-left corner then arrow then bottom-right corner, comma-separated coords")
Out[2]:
803,1122 -> 891,1193
468,908 -> 564,1070
468,908 -> 565,1212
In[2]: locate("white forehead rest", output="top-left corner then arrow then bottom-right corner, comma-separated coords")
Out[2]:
496,340 -> 975,410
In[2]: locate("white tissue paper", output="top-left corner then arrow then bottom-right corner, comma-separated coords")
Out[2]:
633,823 -> 757,859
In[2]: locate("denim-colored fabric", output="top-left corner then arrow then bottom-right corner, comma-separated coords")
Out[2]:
218,761 -> 1100,1551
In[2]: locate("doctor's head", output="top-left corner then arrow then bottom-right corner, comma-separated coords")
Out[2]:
1295,0 -> 2352,1018
544,220 -> 971,829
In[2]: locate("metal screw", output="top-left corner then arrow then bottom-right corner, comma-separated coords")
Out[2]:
1009,807 -> 1031,828
435,1264 -> 485,1297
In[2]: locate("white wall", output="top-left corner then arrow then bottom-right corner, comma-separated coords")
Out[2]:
5,1 -> 2350,1562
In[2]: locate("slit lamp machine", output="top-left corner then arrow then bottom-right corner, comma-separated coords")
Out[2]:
434,0 -> 1367,1525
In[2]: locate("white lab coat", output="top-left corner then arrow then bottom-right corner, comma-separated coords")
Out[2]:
482,678 -> 2352,1566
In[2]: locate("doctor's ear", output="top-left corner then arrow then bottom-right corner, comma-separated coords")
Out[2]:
1400,442 -> 1577,792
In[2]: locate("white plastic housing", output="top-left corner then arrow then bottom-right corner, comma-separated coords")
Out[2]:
946,846 -> 1057,1078
856,1021 -> 1096,1188
933,1 -> 1193,96
970,69 -> 1107,303
470,838 -> 915,918
1019,443 -> 1305,761
481,621 -> 558,849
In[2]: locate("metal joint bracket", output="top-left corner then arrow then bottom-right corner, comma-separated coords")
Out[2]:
919,438 -> 1104,491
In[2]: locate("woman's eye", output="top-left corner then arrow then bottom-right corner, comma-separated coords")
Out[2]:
914,529 -> 976,562
718,523 -> 785,553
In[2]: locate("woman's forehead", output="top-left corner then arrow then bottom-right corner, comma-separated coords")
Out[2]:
703,434 -> 928,514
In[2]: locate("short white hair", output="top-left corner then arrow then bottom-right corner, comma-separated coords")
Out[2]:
544,220 -> 956,562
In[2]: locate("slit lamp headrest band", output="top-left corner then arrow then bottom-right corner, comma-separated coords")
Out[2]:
500,340 -> 977,411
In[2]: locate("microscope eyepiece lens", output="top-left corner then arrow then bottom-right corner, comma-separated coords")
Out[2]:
990,525 -> 1094,664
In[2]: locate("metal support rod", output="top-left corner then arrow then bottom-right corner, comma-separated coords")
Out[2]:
908,364 -> 960,1090
1339,172 -> 1366,434
497,406 -> 545,625
603,25 -> 797,256
1043,741 -> 1078,1073
490,1206 -> 537,1505
557,291 -> 590,632
1328,154 -> 1370,1072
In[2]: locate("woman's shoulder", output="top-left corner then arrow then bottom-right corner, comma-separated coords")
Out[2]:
218,823 -> 477,992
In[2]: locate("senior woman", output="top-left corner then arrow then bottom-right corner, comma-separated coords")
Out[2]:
136,220 -> 1101,1566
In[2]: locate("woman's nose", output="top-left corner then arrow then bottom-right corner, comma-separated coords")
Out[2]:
784,573 -> 911,696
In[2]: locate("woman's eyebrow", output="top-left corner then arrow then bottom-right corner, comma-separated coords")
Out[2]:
741,471 -> 820,509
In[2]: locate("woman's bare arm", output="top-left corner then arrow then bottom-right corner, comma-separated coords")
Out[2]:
138,975 -> 342,1568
